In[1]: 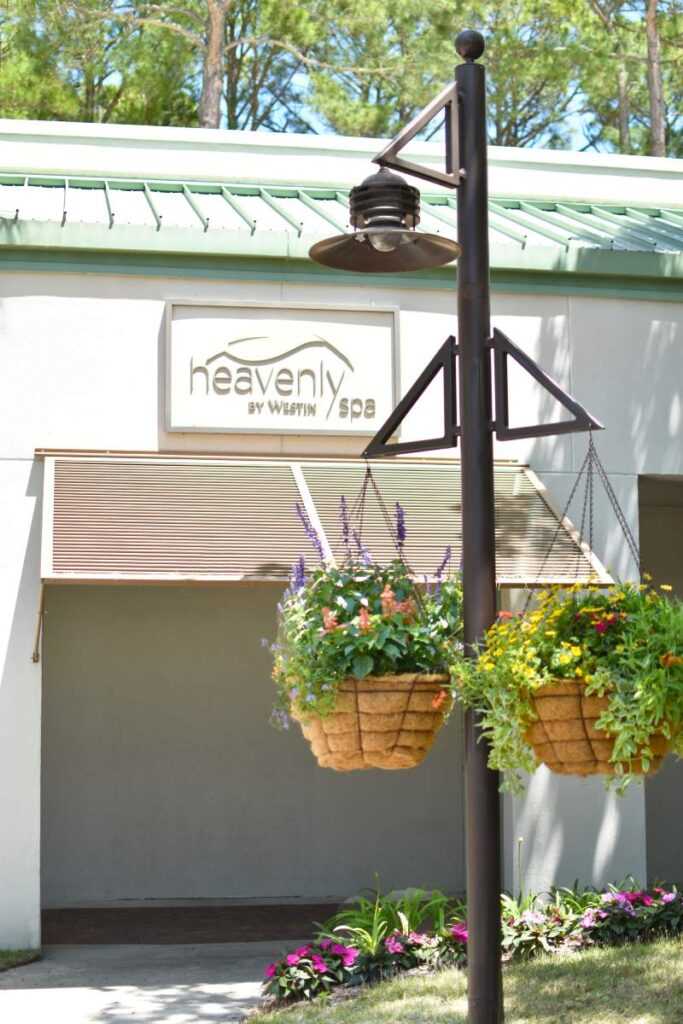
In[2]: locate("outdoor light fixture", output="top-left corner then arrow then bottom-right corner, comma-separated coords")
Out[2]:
309,166 -> 460,273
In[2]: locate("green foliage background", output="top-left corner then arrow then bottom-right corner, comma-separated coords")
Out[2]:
1,0 -> 682,154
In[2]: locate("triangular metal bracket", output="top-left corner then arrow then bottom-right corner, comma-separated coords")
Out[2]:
373,82 -> 461,189
492,328 -> 604,440
363,336 -> 460,458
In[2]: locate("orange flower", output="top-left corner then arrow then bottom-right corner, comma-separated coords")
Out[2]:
358,607 -> 372,633
381,584 -> 397,616
497,610 -> 514,620
660,652 -> 683,668
321,607 -> 339,632
395,598 -> 417,622
432,689 -> 448,711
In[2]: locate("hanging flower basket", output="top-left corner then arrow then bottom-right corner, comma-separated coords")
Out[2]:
268,486 -> 462,772
456,581 -> 683,790
524,679 -> 673,776
292,673 -> 452,771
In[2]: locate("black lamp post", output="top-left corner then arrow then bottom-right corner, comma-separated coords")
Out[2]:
311,29 -> 504,1023
309,28 -> 600,1024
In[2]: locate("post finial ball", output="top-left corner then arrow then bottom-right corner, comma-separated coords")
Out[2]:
455,29 -> 485,61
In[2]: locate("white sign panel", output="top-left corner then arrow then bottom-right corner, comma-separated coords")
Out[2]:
167,303 -> 397,434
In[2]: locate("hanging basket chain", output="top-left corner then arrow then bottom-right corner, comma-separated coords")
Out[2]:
524,432 -> 640,613
591,443 -> 641,573
523,442 -> 593,612
348,462 -> 426,616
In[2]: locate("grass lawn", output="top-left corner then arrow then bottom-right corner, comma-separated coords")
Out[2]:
258,937 -> 683,1024
0,949 -> 40,973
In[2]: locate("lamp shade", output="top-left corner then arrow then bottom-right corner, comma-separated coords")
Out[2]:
309,166 -> 460,273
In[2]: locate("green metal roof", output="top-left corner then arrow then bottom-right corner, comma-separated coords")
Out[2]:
2,172 -> 683,282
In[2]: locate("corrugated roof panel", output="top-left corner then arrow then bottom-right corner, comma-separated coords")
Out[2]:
0,181 -> 21,218
300,461 -> 606,586
108,187 -> 158,228
3,172 -> 683,261
64,184 -> 110,225
193,191 -> 252,231
47,458 -> 305,580
42,456 -> 608,586
226,192 -> 288,232
21,184 -> 64,223
149,188 -> 204,229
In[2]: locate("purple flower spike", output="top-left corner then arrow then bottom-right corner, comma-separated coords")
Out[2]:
395,502 -> 407,551
435,545 -> 452,580
291,555 -> 307,591
295,502 -> 325,561
340,496 -> 351,552
352,529 -> 372,565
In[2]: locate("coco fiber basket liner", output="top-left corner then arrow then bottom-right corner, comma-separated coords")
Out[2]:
525,678 -> 672,776
292,673 -> 452,771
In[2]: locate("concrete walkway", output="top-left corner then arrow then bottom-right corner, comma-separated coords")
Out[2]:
0,941 -> 293,1023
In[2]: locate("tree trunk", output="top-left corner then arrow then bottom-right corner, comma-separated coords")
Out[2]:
645,0 -> 666,156
198,0 -> 228,129
617,65 -> 631,153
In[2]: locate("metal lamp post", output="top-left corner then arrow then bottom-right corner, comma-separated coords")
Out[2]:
309,28 -> 601,1024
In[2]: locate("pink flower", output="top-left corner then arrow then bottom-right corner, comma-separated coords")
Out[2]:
331,943 -> 348,956
285,953 -> 301,966
341,948 -> 359,968
641,894 -> 654,906
451,922 -> 469,944
385,935 -> 404,954
662,892 -> 677,904
408,931 -> 428,946
319,939 -> 332,950
311,955 -> 328,974
264,962 -> 277,978
594,620 -> 609,634
293,945 -> 311,957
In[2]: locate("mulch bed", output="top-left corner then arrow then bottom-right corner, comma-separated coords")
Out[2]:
42,903 -> 340,945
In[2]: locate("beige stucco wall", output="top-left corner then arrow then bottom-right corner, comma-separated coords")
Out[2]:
41,583 -> 465,907
1,263 -> 682,941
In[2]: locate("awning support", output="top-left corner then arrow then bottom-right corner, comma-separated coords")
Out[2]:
31,583 -> 45,664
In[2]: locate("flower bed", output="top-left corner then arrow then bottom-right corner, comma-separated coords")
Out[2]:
261,882 -> 683,1006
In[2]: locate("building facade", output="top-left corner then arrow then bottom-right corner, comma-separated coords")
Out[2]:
1,119 -> 683,948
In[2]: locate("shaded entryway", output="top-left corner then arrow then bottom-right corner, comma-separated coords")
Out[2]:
41,583 -> 466,940
640,476 -> 683,885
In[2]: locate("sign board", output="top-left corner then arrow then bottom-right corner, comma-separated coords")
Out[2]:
166,302 -> 397,435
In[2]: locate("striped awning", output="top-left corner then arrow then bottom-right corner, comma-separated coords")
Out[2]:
40,454 -> 610,586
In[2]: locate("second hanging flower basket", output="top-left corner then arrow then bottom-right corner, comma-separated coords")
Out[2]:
524,679 -> 673,776
456,581 -> 683,789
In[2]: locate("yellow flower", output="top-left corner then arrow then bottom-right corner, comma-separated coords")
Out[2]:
660,584 -> 673,592
558,653 -> 572,665
571,645 -> 582,657
545,630 -> 557,637
643,572 -> 653,581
